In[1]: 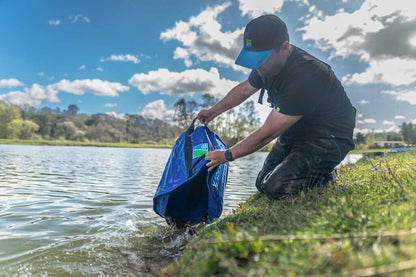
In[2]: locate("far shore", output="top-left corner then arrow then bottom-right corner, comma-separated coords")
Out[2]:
0,139 -> 411,155
0,139 -> 173,149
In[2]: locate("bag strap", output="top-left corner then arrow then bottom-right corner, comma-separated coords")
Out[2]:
185,117 -> 198,178
258,88 -> 265,104
204,125 -> 214,151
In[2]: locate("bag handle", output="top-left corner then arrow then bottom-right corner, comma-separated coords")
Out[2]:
185,117 -> 198,177
184,117 -> 214,177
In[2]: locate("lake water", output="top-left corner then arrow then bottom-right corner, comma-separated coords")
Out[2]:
0,145 -> 362,276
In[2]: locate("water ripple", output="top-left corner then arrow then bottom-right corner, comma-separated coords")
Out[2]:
0,145 -> 357,275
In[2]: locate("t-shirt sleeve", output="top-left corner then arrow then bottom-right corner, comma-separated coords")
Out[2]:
248,70 -> 263,89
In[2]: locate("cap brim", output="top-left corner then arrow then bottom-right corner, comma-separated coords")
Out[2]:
235,48 -> 273,69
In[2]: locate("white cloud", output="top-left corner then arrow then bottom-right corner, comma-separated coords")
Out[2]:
386,125 -> 400,132
0,78 -> 24,88
140,99 -> 175,122
0,91 -> 40,106
358,99 -> 369,104
354,128 -> 384,134
100,54 -> 140,64
129,67 -> 239,98
343,58 -> 416,86
96,67 -> 103,72
238,0 -> 310,18
52,79 -> 129,97
300,0 -> 416,87
382,120 -> 395,125
0,83 -> 59,106
69,14 -> 90,24
382,88 -> 416,105
77,65 -> 86,70
238,0 -> 285,18
410,35 -> 416,47
0,79 -> 129,107
161,4 -> 246,72
364,118 -> 377,124
173,47 -> 193,67
301,0 -> 416,60
395,115 -> 406,120
357,113 -> 363,118
358,118 -> 377,124
106,112 -> 127,121
48,19 -> 61,26
105,103 -> 117,108
38,72 -> 45,77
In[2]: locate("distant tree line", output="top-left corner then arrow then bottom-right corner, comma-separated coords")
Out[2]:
0,93 -> 261,146
0,101 -> 181,144
354,122 -> 416,148
6,95 -> 413,149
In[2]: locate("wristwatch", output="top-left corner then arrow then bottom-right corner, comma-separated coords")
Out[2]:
225,149 -> 234,162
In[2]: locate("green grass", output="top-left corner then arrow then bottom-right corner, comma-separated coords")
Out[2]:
0,139 -> 172,149
162,151 -> 416,276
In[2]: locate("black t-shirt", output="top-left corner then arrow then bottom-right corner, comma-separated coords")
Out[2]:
249,45 -> 356,148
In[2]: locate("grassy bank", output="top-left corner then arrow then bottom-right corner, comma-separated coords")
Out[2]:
0,139 -> 172,149
163,151 -> 416,276
349,148 -> 408,154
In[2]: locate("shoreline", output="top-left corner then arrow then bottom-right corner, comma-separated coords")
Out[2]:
0,139 -> 410,154
161,150 -> 416,276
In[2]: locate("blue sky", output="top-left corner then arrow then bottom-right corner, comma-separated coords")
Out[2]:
0,0 -> 415,133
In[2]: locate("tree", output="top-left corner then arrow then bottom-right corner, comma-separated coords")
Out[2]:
5,119 -> 39,139
386,132 -> 402,141
173,98 -> 199,129
400,122 -> 416,144
0,103 -> 22,138
19,120 -> 40,139
55,121 -> 82,140
366,132 -> 375,146
201,93 -> 218,108
67,104 -> 79,115
354,132 -> 366,145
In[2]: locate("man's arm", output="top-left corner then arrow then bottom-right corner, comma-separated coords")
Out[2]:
205,109 -> 302,171
198,80 -> 258,124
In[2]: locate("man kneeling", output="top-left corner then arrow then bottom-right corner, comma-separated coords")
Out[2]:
197,15 -> 356,199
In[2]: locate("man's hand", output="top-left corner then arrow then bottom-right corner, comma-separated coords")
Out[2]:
205,150 -> 227,172
197,109 -> 215,125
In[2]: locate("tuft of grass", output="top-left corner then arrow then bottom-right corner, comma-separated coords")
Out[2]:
162,151 -> 416,276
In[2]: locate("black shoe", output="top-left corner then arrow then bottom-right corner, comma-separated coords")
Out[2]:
317,170 -> 337,188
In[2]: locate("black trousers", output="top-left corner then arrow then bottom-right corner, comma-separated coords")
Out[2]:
256,138 -> 350,199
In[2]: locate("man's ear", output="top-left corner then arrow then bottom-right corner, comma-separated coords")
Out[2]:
280,41 -> 291,56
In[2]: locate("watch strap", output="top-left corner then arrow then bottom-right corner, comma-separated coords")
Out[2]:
225,149 -> 234,161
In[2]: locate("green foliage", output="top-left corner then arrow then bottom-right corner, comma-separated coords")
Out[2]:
354,132 -> 366,145
366,132 -> 375,146
5,119 -> 39,139
0,102 -> 39,139
163,151 -> 416,276
400,122 -> 416,144
0,103 -> 182,144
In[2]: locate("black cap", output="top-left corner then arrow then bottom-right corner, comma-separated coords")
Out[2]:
235,15 -> 289,69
